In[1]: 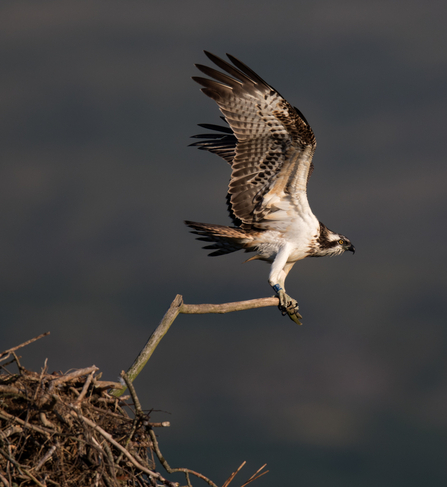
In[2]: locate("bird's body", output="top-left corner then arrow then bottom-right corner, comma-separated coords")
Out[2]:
186,52 -> 354,322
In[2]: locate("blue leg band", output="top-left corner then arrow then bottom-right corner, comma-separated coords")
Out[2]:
273,284 -> 283,293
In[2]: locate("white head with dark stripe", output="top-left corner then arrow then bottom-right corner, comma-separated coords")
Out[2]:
308,222 -> 355,257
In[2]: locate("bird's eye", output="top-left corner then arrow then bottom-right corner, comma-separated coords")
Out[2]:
338,239 -> 344,245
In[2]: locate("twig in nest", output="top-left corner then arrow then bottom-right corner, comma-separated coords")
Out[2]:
68,406 -> 176,486
0,332 -> 50,361
0,447 -> 46,487
33,445 -> 57,472
51,365 -> 99,387
0,472 -> 9,487
120,371 -> 143,416
74,370 -> 95,406
0,408 -> 53,437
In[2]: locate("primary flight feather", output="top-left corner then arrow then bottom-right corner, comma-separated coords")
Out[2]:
186,51 -> 355,323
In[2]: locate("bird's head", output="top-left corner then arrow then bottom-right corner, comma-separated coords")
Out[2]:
330,234 -> 355,256
308,223 -> 355,257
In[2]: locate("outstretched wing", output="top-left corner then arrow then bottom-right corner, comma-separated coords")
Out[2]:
193,51 -> 316,229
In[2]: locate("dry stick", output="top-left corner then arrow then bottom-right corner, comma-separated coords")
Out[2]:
0,473 -> 9,487
0,332 -> 50,361
33,358 -> 48,402
102,440 -> 119,486
112,294 -> 281,397
67,407 -> 176,487
120,371 -> 143,416
184,471 -> 193,487
239,464 -> 269,487
74,371 -> 95,406
112,295 -> 183,398
222,461 -> 246,487
181,296 -> 302,325
51,365 -> 99,387
33,445 -> 57,472
0,425 -> 23,440
0,447 -> 46,487
115,372 -> 144,465
221,462 -> 268,487
147,428 -> 218,487
180,297 -> 279,314
0,409 -> 53,437
90,435 -> 116,486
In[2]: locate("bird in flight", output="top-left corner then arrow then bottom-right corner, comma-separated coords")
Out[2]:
185,51 -> 354,324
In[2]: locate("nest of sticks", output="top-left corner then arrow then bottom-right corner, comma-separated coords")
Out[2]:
0,334 -> 267,487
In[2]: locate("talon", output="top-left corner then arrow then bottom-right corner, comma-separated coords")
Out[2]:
274,289 -> 303,325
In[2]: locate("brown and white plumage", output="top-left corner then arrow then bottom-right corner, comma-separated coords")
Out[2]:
186,52 -> 355,323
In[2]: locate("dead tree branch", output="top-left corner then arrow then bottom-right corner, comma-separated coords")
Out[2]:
113,294 -> 284,397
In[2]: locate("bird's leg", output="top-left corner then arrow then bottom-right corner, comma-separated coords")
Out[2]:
272,284 -> 302,325
269,260 -> 302,325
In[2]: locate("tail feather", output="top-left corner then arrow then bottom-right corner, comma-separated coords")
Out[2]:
185,220 -> 252,256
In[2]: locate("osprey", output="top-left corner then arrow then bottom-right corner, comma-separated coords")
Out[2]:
185,52 -> 355,323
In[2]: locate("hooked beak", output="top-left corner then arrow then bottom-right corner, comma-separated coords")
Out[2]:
348,244 -> 355,254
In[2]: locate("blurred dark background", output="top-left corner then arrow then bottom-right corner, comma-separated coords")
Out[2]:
1,1 -> 446,486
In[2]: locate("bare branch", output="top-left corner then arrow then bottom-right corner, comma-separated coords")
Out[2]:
112,295 -> 183,397
0,332 -> 50,361
180,297 -> 279,314
113,294 -> 283,397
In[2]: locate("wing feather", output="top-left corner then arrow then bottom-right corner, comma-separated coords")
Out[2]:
189,123 -> 237,165
193,52 -> 317,228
